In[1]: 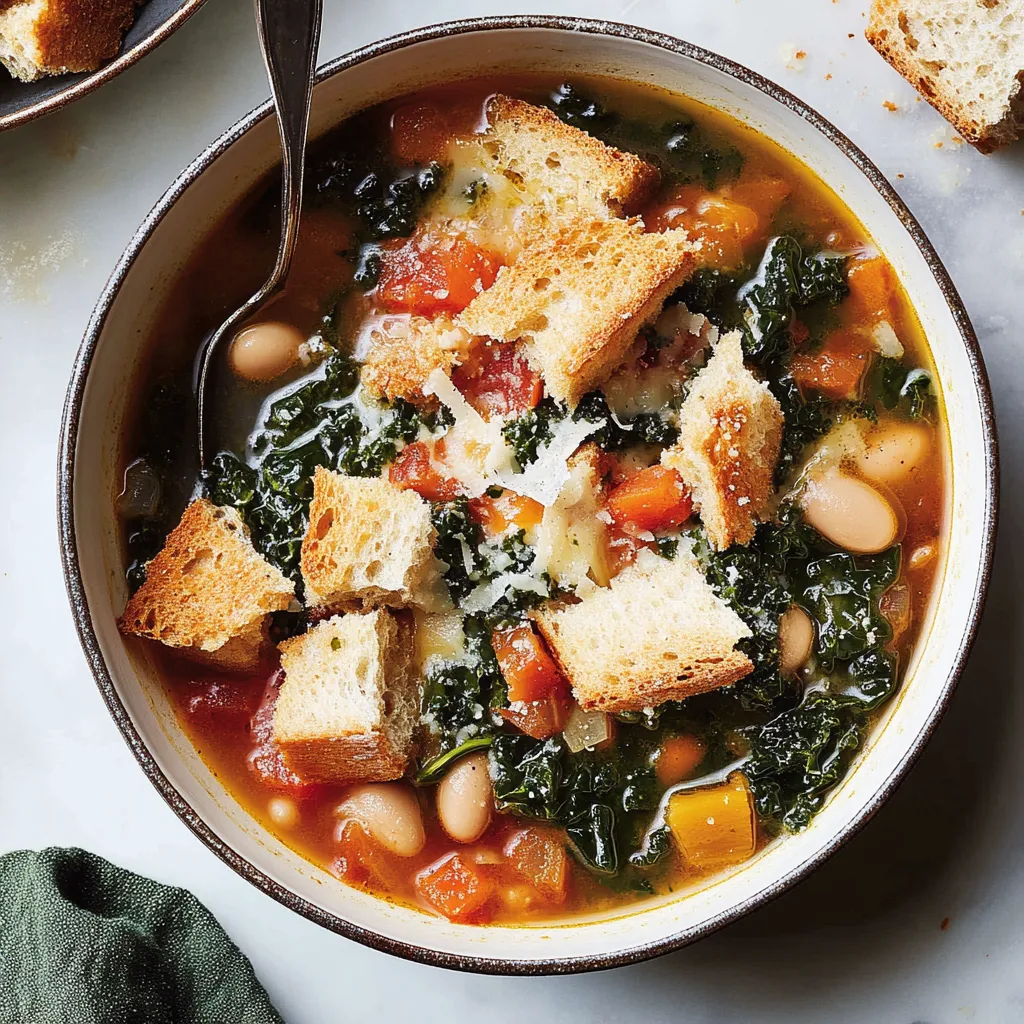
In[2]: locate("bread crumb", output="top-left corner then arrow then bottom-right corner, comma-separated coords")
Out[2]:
883,100 -> 899,112
780,43 -> 808,72
825,73 -> 833,80
848,32 -> 855,38
897,173 -> 905,179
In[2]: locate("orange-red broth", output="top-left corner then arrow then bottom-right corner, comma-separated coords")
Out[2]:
131,76 -> 946,925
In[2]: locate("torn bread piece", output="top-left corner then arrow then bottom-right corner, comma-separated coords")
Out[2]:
534,548 -> 752,712
459,217 -> 698,407
866,0 -> 1024,153
273,609 -> 418,783
301,469 -> 446,612
662,331 -> 783,550
118,499 -> 295,671
0,0 -> 138,82
474,94 -> 661,239
360,315 -> 472,407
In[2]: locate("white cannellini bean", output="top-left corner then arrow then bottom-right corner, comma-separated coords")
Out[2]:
855,423 -> 930,485
778,606 -> 814,676
267,796 -> 299,829
229,321 -> 305,382
802,472 -> 902,554
437,753 -> 493,844
336,783 -> 425,857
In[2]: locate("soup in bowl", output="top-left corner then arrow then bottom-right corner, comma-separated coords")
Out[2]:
61,18 -> 995,971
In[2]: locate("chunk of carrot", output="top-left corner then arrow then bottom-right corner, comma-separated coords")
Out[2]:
416,853 -> 496,923
377,234 -> 502,317
846,255 -> 895,323
645,185 -> 759,268
469,489 -> 544,536
330,821 -> 403,891
665,772 -> 757,872
789,329 -> 873,400
606,465 -> 693,533
389,440 -> 460,501
451,341 -> 543,418
654,734 -> 707,787
728,175 -> 791,225
492,623 -> 567,704
504,827 -> 569,903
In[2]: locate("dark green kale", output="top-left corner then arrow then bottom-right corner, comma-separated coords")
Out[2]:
430,498 -> 481,603
629,826 -> 674,868
354,163 -> 445,241
462,178 -> 489,204
573,391 -> 679,450
546,83 -> 743,190
654,536 -> 680,560
205,356 -> 425,583
863,358 -> 934,420
501,397 -> 562,466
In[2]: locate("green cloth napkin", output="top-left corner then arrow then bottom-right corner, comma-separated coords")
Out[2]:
0,847 -> 283,1024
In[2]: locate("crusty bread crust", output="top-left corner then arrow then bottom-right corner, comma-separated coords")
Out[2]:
360,315 -> 472,407
662,331 -> 783,550
866,0 -> 1024,152
458,217 -> 698,407
534,549 -> 752,712
274,610 -> 418,784
0,0 -> 138,82
301,469 -> 443,612
118,499 -> 295,670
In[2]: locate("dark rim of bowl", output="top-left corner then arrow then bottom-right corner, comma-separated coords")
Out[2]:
0,0 -> 208,133
58,15 -> 999,976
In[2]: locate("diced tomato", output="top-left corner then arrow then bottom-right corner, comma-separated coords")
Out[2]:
330,821 -> 404,891
416,853 -> 497,923
790,328 -> 874,400
846,255 -> 895,323
500,693 -> 570,740
390,102 -> 453,165
451,341 -> 543,418
654,734 -> 707,787
181,677 -> 264,728
606,465 -> 693,533
504,827 -> 569,903
247,671 -> 320,797
377,233 -> 502,317
469,489 -> 544,536
389,440 -> 460,501
492,623 -> 567,704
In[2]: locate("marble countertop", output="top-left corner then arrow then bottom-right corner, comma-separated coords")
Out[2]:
2,1 -> 1022,1020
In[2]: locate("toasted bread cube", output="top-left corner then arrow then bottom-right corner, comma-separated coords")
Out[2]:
360,316 -> 473,407
662,331 -> 783,551
0,0 -> 137,82
533,549 -> 752,712
459,217 -> 698,407
273,610 -> 418,783
866,0 -> 1024,154
118,499 -> 294,670
476,95 -> 660,240
301,469 -> 444,612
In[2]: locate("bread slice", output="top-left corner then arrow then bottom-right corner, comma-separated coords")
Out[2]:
360,315 -> 473,407
0,0 -> 137,82
533,548 -> 752,712
866,0 -> 1024,153
662,331 -> 783,551
476,94 -> 660,241
301,468 -> 445,612
273,609 -> 418,783
458,217 -> 698,407
118,499 -> 295,670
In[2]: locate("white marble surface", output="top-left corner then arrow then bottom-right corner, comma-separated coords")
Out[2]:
1,0 -> 1022,1020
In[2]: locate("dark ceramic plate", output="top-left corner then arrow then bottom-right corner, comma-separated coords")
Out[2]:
0,0 -> 206,131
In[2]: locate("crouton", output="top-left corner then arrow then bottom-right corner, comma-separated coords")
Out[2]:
0,0 -> 138,82
477,94 -> 660,241
866,0 -> 1024,153
273,610 -> 418,783
662,331 -> 783,550
118,499 -> 295,670
458,217 -> 698,407
533,548 -> 752,712
301,469 -> 445,612
360,315 -> 472,407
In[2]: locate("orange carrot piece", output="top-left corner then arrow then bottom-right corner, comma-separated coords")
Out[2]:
606,465 -> 693,533
790,329 -> 874,400
492,624 -> 566,704
655,734 -> 707,787
504,827 -> 569,903
416,854 -> 496,922
469,490 -> 544,535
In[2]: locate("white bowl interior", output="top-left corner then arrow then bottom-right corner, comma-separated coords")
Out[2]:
70,25 -> 988,966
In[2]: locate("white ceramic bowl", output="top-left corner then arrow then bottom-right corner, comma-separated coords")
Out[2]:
59,17 -> 998,974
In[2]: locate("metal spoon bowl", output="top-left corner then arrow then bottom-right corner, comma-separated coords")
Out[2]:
195,0 -> 323,470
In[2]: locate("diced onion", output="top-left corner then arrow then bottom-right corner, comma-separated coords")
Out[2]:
563,705 -> 611,753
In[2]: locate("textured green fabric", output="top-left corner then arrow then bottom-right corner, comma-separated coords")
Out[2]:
0,848 -> 283,1024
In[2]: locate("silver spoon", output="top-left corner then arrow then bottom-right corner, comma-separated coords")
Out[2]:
195,0 -> 323,470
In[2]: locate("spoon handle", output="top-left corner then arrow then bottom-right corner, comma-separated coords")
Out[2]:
255,0 -> 323,288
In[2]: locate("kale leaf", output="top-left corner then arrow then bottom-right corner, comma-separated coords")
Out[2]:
501,397 -> 562,466
863,358 -> 934,420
